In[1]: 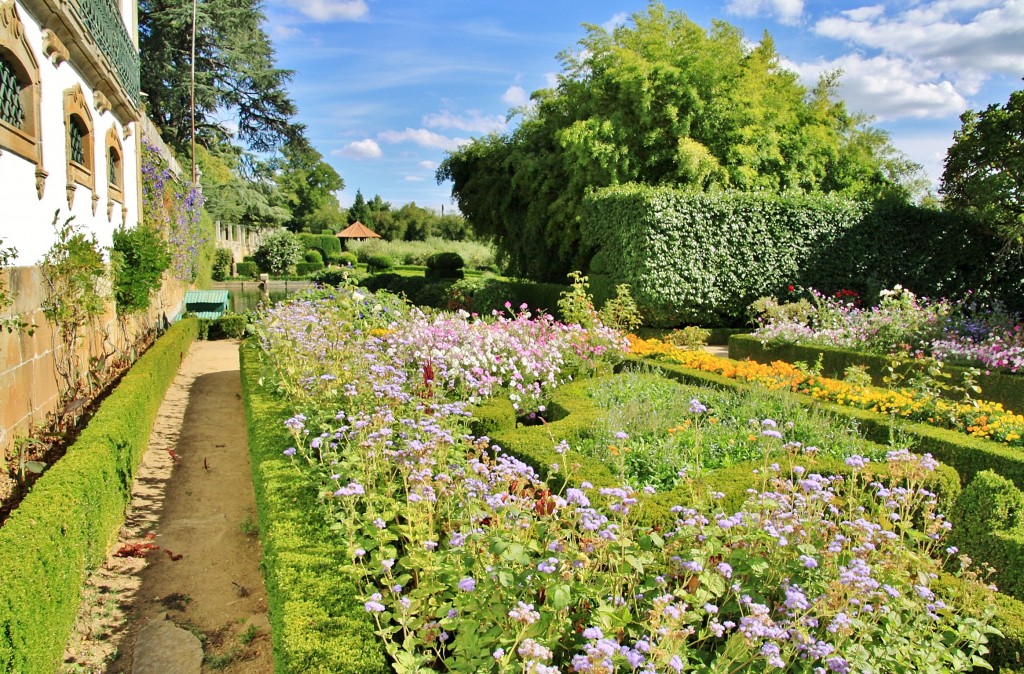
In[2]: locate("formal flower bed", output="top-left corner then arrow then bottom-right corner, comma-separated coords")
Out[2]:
253,286 -> 998,672
571,371 -> 893,491
629,336 -> 1024,447
752,286 -> 1024,374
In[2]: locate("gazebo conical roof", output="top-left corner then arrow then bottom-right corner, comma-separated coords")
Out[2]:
336,221 -> 381,239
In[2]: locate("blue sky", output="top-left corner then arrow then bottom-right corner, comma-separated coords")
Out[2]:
260,0 -> 1024,212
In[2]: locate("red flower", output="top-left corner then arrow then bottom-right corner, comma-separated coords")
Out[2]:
787,285 -> 795,292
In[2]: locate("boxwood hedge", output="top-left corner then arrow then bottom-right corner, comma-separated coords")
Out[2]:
0,319 -> 196,674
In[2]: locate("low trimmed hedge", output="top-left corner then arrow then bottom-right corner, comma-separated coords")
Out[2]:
474,373 -> 961,523
950,471 -> 1024,602
239,343 -> 387,674
236,260 -> 259,278
0,319 -> 197,674
729,334 -> 1024,411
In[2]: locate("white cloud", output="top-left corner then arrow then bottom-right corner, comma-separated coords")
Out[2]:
501,85 -> 530,107
814,0 -> 1024,90
334,138 -> 382,159
423,110 -> 506,134
602,12 -> 629,32
378,128 -> 469,151
840,5 -> 886,22
404,176 -> 426,182
418,160 -> 438,170
286,0 -> 368,22
726,0 -> 805,25
784,54 -> 969,121
270,24 -> 302,41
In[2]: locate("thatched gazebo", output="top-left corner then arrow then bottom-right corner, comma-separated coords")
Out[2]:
336,221 -> 381,241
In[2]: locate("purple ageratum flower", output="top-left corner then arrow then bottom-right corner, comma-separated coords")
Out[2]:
689,398 -> 708,414
761,419 -> 778,428
614,431 -> 629,440
509,601 -> 540,624
582,626 -> 604,640
364,593 -> 385,613
283,447 -> 297,457
762,429 -> 783,439
458,577 -> 476,592
845,455 -> 869,469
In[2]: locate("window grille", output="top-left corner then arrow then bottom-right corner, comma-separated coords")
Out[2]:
109,149 -> 118,185
69,117 -> 85,164
0,55 -> 24,129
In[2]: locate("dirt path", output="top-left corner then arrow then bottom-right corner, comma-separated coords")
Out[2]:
62,340 -> 273,673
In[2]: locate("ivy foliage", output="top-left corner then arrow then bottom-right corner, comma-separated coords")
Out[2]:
111,224 -> 171,315
439,2 -> 921,281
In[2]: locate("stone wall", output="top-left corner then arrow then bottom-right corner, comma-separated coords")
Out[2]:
0,263 -> 185,456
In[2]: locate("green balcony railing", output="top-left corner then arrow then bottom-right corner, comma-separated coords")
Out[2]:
69,0 -> 140,107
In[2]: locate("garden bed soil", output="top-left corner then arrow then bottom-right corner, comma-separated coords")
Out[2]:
61,340 -> 273,673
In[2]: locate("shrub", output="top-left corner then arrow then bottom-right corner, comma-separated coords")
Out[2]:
312,267 -> 353,287
216,313 -> 249,339
212,248 -> 233,282
303,249 -> 324,265
412,281 -> 456,308
298,233 -> 342,262
582,185 -> 1024,326
235,261 -> 259,279
296,261 -> 325,277
666,326 -> 711,350
254,230 -> 304,275
338,251 -> 358,267
426,251 -> 465,270
111,223 -> 171,315
365,254 -> 394,273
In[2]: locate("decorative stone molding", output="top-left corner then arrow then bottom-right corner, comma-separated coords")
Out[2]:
93,89 -> 111,115
40,29 -> 69,67
66,181 -> 75,207
122,122 -> 132,139
34,166 -> 46,199
91,192 -> 98,215
0,0 -> 44,197
106,196 -> 113,220
63,83 -> 95,205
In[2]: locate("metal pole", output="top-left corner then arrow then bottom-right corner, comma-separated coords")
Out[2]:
190,0 -> 198,184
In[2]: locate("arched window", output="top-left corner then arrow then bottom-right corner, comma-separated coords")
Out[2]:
64,84 -> 95,208
0,1 -> 44,198
105,125 -> 124,221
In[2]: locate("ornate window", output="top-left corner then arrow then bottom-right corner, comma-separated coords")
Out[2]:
0,1 -> 45,198
64,84 -> 95,208
105,126 -> 124,220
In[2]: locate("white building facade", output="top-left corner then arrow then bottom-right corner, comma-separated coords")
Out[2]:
0,0 -> 140,264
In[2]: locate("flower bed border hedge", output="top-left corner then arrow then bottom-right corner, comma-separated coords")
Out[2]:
239,343 -> 388,674
729,334 -> 1024,411
0,319 -> 197,674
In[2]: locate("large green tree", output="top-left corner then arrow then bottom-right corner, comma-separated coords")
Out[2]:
439,3 -> 920,280
274,141 -> 345,232
941,88 -> 1023,250
140,0 -> 302,153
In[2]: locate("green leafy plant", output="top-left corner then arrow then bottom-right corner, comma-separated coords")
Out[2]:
366,253 -> 395,273
665,326 -> 711,350
558,271 -> 600,328
111,224 -> 170,315
597,283 -> 643,332
212,248 -> 233,281
40,213 -> 107,405
253,230 -> 304,275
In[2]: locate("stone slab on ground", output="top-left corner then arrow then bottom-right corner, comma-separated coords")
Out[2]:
131,620 -> 202,674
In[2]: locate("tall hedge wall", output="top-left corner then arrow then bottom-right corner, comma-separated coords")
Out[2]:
582,185 -> 1023,327
0,319 -> 196,674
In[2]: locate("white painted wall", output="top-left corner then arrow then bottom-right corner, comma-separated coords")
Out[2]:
0,0 -> 140,266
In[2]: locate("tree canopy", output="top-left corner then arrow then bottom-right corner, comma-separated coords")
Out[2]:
941,87 -> 1024,251
439,2 -> 921,281
140,0 -> 302,153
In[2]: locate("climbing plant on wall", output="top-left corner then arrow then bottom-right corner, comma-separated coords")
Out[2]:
141,143 -> 206,282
